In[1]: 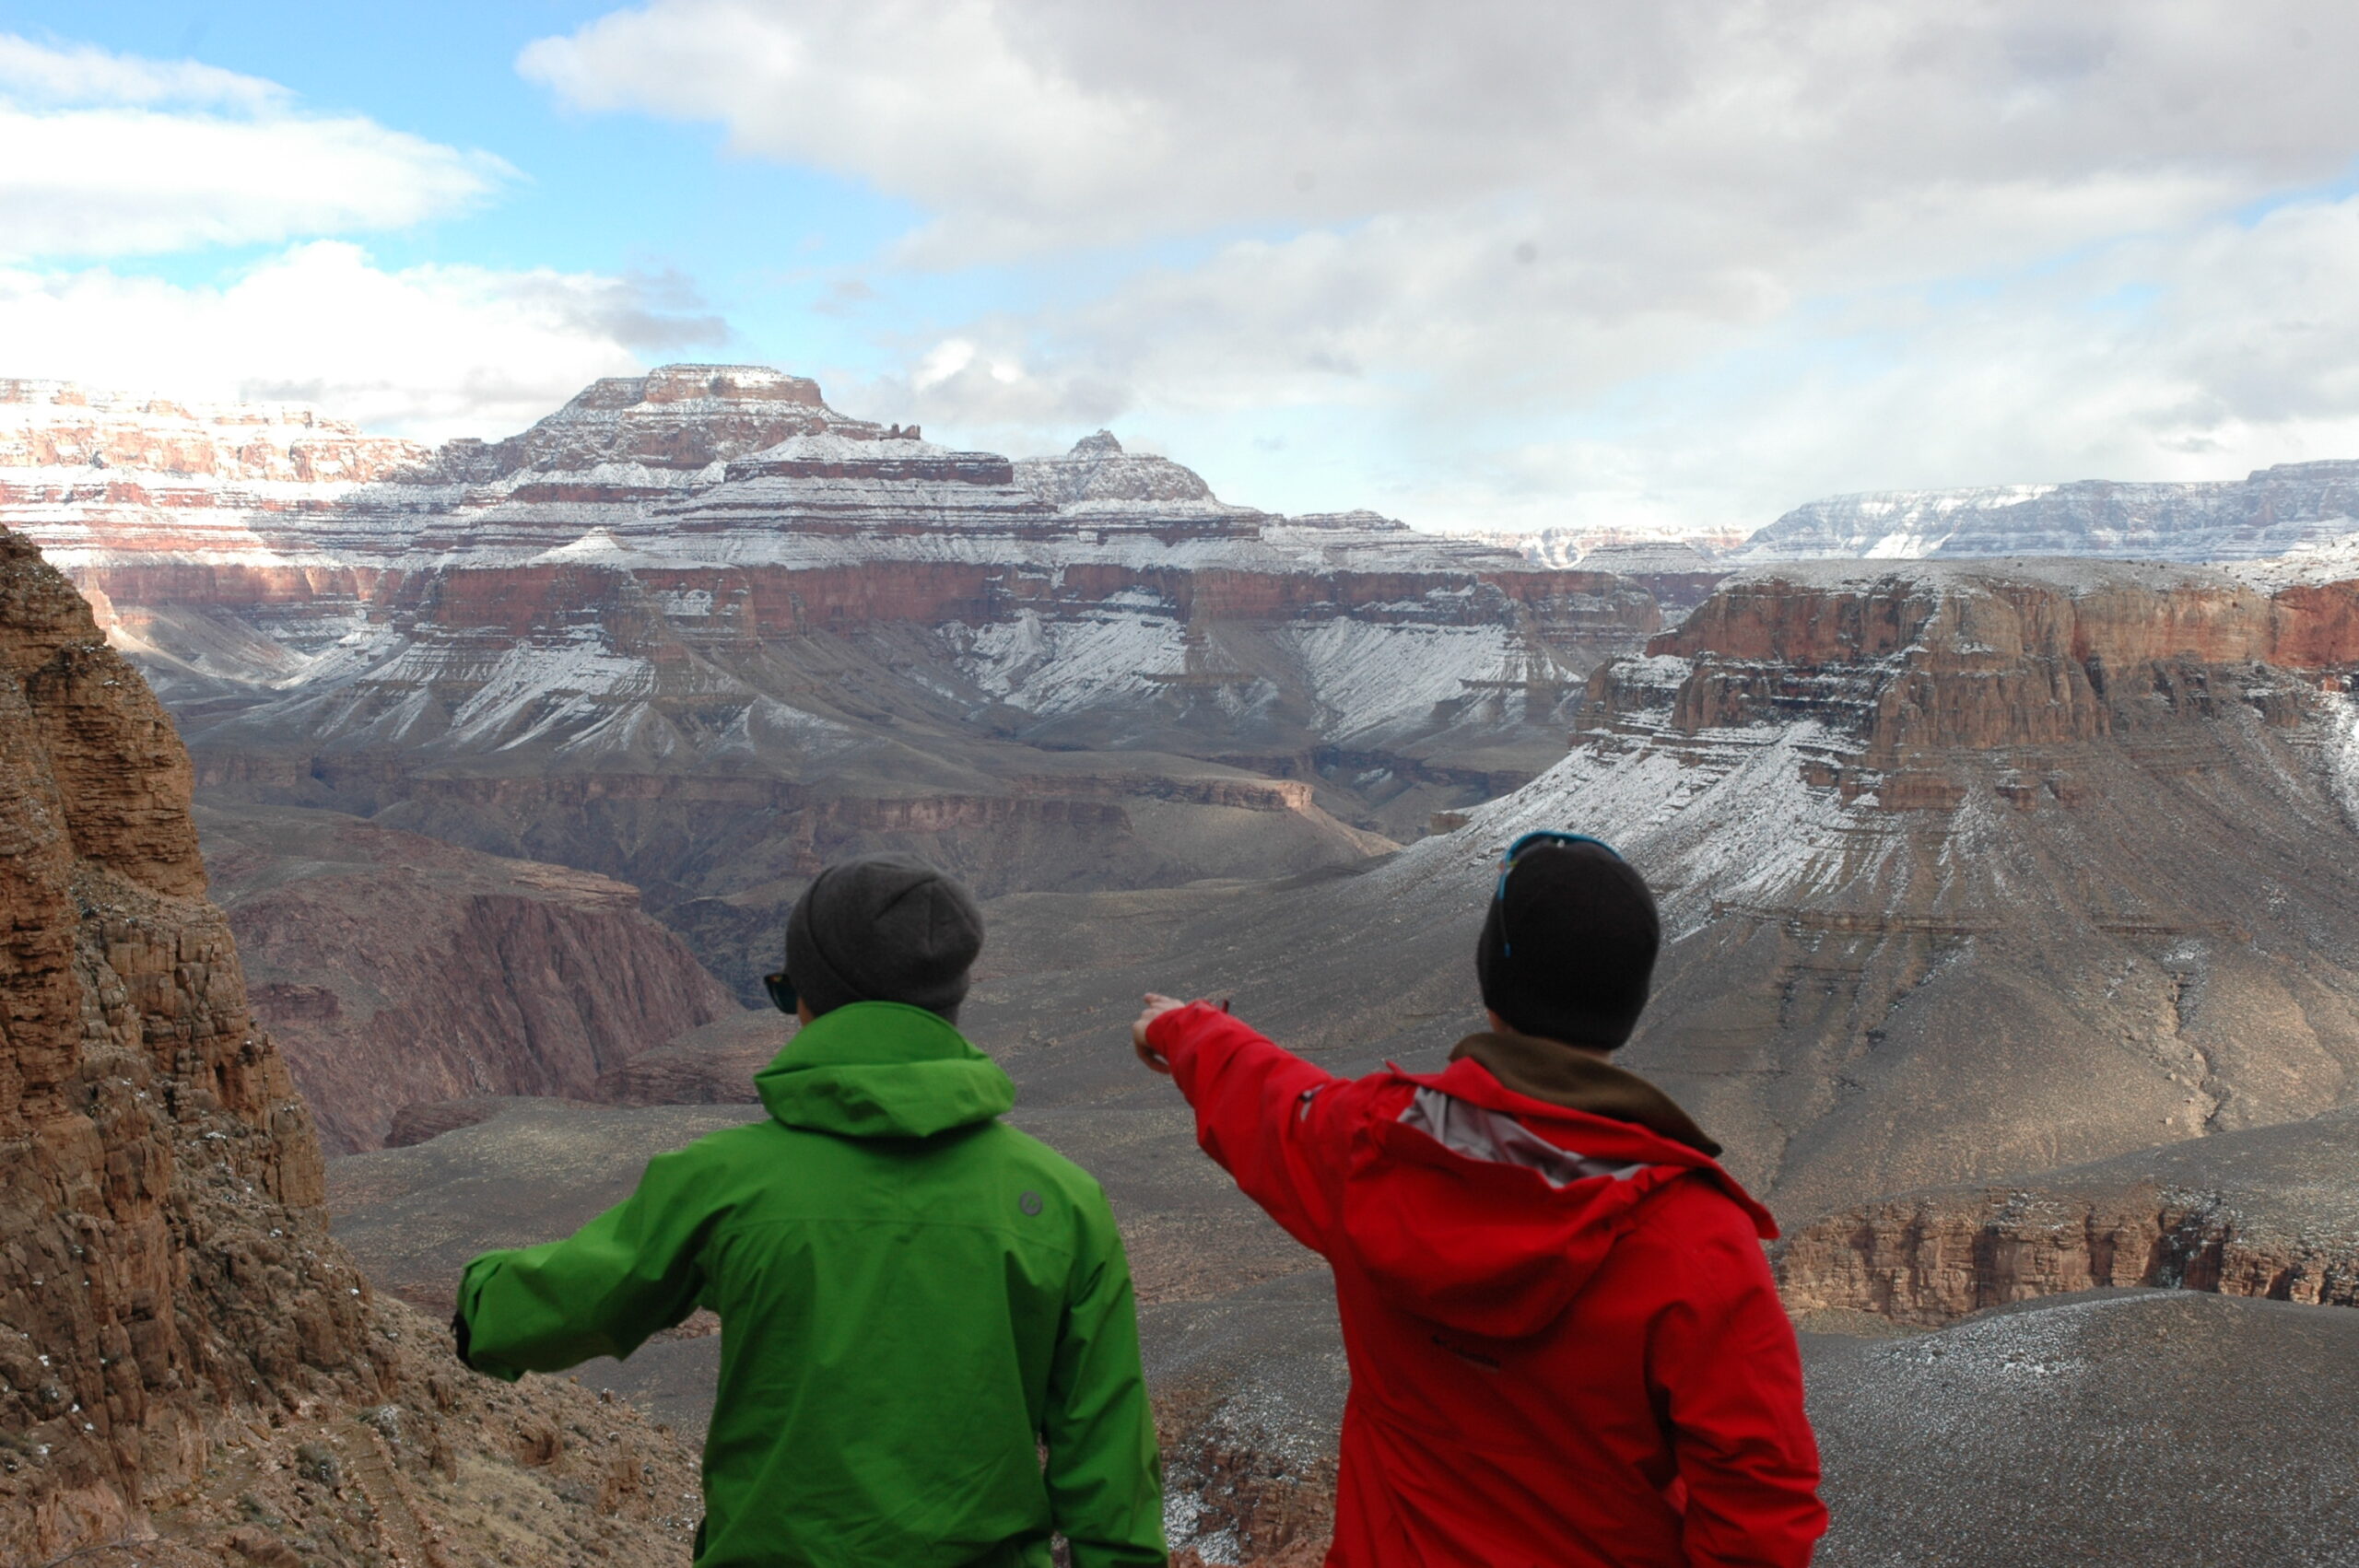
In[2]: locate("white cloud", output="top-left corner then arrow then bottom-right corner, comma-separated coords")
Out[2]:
1378,193 -> 2359,532
0,34 -> 509,260
0,242 -> 723,440
521,0 -> 2359,533
522,0 -> 2359,266
836,189 -> 2359,533
0,33 -> 288,111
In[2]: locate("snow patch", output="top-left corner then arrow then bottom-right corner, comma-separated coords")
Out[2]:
1278,619 -> 1507,742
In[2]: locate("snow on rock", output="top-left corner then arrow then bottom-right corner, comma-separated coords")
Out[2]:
529,527 -> 662,566
2228,530 -> 2359,590
2327,691 -> 2359,836
1465,528 -> 1745,571
953,611 -> 1189,715
1277,618 -> 1508,743
1741,464 -> 2359,563
1013,430 -> 1255,518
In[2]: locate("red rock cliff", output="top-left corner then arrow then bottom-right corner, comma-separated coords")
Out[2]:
1589,562 -> 2359,787
0,527 -> 704,1564
0,525 -> 378,1546
1776,1108 -> 2359,1327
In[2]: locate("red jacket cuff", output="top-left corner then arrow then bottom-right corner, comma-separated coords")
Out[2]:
1144,1000 -> 1226,1070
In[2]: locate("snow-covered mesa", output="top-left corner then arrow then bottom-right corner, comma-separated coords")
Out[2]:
2,366 -> 1554,578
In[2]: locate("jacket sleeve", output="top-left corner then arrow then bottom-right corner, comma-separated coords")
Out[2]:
1649,1205 -> 1828,1568
1041,1195 -> 1167,1568
1146,1003 -> 1354,1254
455,1146 -> 711,1382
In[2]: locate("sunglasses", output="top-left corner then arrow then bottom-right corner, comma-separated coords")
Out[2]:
1495,829 -> 1624,957
764,970 -> 799,1015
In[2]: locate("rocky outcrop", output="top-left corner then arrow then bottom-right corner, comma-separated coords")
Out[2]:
0,525 -> 702,1563
0,523 -> 365,1548
588,1012 -> 777,1108
197,803 -> 735,1152
1012,429 -> 1263,539
1579,559 -> 2359,808
1776,1107 -> 2359,1326
428,364 -> 839,484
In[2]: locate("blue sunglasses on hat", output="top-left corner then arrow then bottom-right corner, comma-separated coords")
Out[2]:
1495,829 -> 1625,956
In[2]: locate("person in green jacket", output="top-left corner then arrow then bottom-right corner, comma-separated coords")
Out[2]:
452,855 -> 1167,1568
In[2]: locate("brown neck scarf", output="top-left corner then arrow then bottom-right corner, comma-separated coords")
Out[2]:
1449,1029 -> 1721,1157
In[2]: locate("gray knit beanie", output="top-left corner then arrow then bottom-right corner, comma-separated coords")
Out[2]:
782,854 -> 985,1022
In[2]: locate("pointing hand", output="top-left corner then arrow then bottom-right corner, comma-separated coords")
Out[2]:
1132,993 -> 1185,1074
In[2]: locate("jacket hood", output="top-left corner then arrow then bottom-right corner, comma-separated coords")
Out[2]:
1341,1056 -> 1773,1339
755,1001 -> 1015,1139
1449,1029 -> 1720,1156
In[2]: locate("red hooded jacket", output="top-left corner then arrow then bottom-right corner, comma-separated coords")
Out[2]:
1147,1004 -> 1825,1568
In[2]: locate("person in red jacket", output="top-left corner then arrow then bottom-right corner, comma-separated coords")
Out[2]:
1132,830 -> 1825,1568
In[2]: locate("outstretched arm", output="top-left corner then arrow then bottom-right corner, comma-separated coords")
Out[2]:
1042,1199 -> 1167,1568
1137,996 -> 1354,1253
455,1147 -> 710,1381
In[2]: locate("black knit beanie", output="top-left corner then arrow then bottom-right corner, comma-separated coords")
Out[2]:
1474,840 -> 1660,1049
783,854 -> 985,1022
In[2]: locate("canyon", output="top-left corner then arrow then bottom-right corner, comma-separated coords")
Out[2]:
900,557 -> 2359,1215
18,362 -> 2359,1562
6,368 -> 1664,1003
312,551 -> 2359,1560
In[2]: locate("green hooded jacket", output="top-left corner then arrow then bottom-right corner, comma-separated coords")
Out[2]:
455,1002 -> 1166,1568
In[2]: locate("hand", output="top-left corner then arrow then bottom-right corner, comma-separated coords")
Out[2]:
1132,993 -> 1186,1074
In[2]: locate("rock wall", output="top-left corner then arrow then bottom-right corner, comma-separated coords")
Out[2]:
1776,1106 -> 2359,1327
1589,561 -> 2359,790
0,525 -> 371,1548
1778,1184 -> 2359,1328
199,806 -> 737,1152
0,526 -> 701,1563
10,366 -> 1661,948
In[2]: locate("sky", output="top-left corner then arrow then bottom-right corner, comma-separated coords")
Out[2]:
5,2 -> 2359,537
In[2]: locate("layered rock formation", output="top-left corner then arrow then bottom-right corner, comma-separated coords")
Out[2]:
0,378 -> 430,562
197,803 -> 736,1151
4,364 -> 1668,984
1740,461 -> 2359,561
299,549 -> 2359,1562
1776,1106 -> 2359,1326
0,524 -> 701,1563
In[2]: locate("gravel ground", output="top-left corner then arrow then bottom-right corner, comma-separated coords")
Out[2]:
1806,1289 -> 2359,1567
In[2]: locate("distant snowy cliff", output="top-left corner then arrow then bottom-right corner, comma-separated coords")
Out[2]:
1739,462 -> 2359,562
